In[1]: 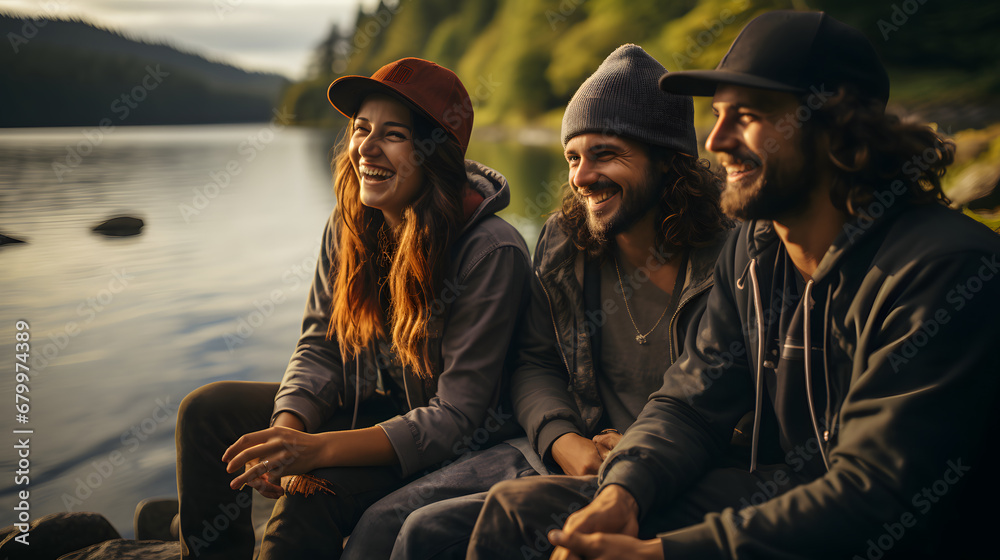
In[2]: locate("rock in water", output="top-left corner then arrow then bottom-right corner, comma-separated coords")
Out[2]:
93,216 -> 144,237
0,232 -> 26,245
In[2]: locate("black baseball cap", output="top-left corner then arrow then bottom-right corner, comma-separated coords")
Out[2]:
659,11 -> 890,107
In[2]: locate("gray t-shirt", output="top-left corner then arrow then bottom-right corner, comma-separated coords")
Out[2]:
598,256 -> 676,433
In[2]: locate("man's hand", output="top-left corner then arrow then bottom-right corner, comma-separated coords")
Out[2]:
550,484 -> 640,560
551,432 -> 604,476
549,530 -> 663,560
591,430 -> 623,461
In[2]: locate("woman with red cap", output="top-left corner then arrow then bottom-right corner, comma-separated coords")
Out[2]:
172,58 -> 531,559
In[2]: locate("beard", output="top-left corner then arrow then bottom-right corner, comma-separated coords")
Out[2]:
582,166 -> 663,248
719,141 -> 816,222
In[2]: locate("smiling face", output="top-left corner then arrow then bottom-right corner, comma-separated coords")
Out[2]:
706,85 -> 816,221
564,133 -> 662,243
349,94 -> 424,228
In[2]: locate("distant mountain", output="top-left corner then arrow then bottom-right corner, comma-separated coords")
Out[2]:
0,13 -> 290,127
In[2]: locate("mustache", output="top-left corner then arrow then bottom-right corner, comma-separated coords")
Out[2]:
575,179 -> 622,196
717,150 -> 763,170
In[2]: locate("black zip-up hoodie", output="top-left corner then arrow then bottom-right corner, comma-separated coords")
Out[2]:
600,201 -> 1000,558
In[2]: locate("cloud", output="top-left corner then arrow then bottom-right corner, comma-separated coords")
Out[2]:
0,0 -> 360,79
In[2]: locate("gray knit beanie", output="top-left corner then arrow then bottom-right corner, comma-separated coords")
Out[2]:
561,44 -> 697,156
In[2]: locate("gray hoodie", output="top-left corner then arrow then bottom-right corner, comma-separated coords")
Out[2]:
272,160 -> 530,477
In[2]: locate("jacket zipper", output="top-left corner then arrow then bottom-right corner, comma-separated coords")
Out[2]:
535,269 -> 573,379
667,281 -> 714,363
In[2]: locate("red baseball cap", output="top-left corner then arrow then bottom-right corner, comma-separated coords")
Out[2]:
327,58 -> 474,156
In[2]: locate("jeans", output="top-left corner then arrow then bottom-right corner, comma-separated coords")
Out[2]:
465,465 -> 810,560
342,443 -> 537,560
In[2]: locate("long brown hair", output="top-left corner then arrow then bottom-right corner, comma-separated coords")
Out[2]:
327,107 -> 466,379
805,86 -> 955,214
560,149 -> 731,257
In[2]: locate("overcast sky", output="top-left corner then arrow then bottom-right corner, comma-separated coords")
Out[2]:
0,0 -> 369,79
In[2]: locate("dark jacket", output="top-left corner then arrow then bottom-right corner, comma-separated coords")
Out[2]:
601,202 -> 1000,558
512,212 -> 730,466
273,161 -> 531,478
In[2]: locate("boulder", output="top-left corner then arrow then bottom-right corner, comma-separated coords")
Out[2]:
0,511 -> 120,560
0,232 -> 26,245
92,216 -> 144,237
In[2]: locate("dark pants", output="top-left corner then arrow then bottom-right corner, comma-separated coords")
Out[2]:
342,443 -> 536,560
176,381 -> 405,559
465,465 -> 809,560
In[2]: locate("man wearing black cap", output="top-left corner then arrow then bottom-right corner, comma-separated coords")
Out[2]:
467,10 -> 1000,560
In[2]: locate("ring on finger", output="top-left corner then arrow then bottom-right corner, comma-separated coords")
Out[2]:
260,459 -> 271,473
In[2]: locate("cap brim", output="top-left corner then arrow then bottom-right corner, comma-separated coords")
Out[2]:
659,69 -> 806,97
327,75 -> 415,119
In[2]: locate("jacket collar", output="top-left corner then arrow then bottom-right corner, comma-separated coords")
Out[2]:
460,160 -> 511,236
742,199 -> 906,285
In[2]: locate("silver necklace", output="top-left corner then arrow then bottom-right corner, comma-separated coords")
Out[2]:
614,254 -> 671,345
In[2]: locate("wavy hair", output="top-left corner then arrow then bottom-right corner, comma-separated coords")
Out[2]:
559,149 -> 731,258
327,110 -> 466,379
804,86 -> 955,214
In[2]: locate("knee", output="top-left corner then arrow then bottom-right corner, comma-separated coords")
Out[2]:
178,382 -> 232,426
484,478 -> 538,510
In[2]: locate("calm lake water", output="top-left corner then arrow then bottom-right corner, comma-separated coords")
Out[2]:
0,123 -> 563,537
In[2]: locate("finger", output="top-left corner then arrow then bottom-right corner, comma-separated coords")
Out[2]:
256,477 -> 284,499
229,459 -> 271,489
226,444 -> 277,474
551,545 -> 582,560
550,530 -> 594,558
221,429 -> 273,462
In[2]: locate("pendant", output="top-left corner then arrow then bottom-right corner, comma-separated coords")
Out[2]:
635,334 -> 647,345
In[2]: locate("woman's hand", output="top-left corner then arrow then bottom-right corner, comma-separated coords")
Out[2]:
222,427 -> 328,492
225,412 -> 309,498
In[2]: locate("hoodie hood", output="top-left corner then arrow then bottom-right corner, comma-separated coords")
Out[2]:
461,160 -> 511,235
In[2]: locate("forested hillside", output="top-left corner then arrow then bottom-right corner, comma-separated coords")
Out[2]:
285,0 -> 1000,131
0,13 -> 289,127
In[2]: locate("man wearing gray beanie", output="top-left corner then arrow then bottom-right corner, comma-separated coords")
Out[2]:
344,44 -> 733,560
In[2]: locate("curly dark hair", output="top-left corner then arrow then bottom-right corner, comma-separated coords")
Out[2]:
558,149 -> 731,258
803,86 -> 955,215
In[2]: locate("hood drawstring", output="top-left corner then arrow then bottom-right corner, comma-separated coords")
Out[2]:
351,352 -> 361,430
822,288 -> 834,442
803,280 -> 831,471
401,363 -> 413,411
748,259 -> 766,474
